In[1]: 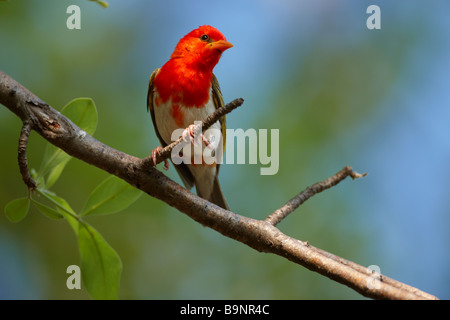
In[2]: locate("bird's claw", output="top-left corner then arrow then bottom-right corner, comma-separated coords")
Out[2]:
182,124 -> 213,149
151,146 -> 169,171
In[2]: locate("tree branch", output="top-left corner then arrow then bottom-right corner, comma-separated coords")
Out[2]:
18,121 -> 37,190
265,166 -> 367,226
0,70 -> 438,300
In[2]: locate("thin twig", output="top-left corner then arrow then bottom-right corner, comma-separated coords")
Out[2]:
18,121 -> 37,190
265,166 -> 367,226
142,97 -> 244,168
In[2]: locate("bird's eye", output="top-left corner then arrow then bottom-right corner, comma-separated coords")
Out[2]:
200,34 -> 210,42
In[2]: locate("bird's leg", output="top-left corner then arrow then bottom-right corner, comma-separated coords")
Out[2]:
151,146 -> 169,170
182,124 -> 213,149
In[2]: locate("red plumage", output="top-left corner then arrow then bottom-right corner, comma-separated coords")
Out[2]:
153,25 -> 230,108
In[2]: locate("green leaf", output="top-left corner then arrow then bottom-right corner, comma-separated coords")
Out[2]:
38,145 -> 70,187
61,98 -> 98,136
81,175 -> 142,216
31,168 -> 45,189
39,146 -> 70,188
89,0 -> 109,8
97,1 -> 109,8
45,157 -> 71,189
35,188 -> 121,299
4,197 -> 30,223
31,199 -> 64,220
36,188 -> 79,232
38,98 -> 98,187
78,222 -> 122,300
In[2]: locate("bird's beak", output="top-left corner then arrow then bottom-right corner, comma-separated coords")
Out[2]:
209,40 -> 233,52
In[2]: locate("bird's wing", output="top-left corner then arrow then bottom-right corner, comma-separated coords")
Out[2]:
147,68 -> 165,147
211,73 -> 226,174
147,68 -> 195,189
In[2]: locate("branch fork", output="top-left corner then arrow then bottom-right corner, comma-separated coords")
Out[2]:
265,166 -> 367,226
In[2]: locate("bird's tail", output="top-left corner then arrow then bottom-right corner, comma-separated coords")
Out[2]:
198,176 -> 229,210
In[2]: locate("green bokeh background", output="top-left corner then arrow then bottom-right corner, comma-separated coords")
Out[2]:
1,0 -> 449,299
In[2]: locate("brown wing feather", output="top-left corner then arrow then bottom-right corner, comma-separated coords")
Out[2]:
147,69 -> 164,146
209,74 -> 229,209
211,73 -> 226,174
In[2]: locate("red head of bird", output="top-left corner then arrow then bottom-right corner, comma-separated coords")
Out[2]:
153,25 -> 233,108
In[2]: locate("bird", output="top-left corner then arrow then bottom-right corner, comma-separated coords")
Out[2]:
147,25 -> 233,210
